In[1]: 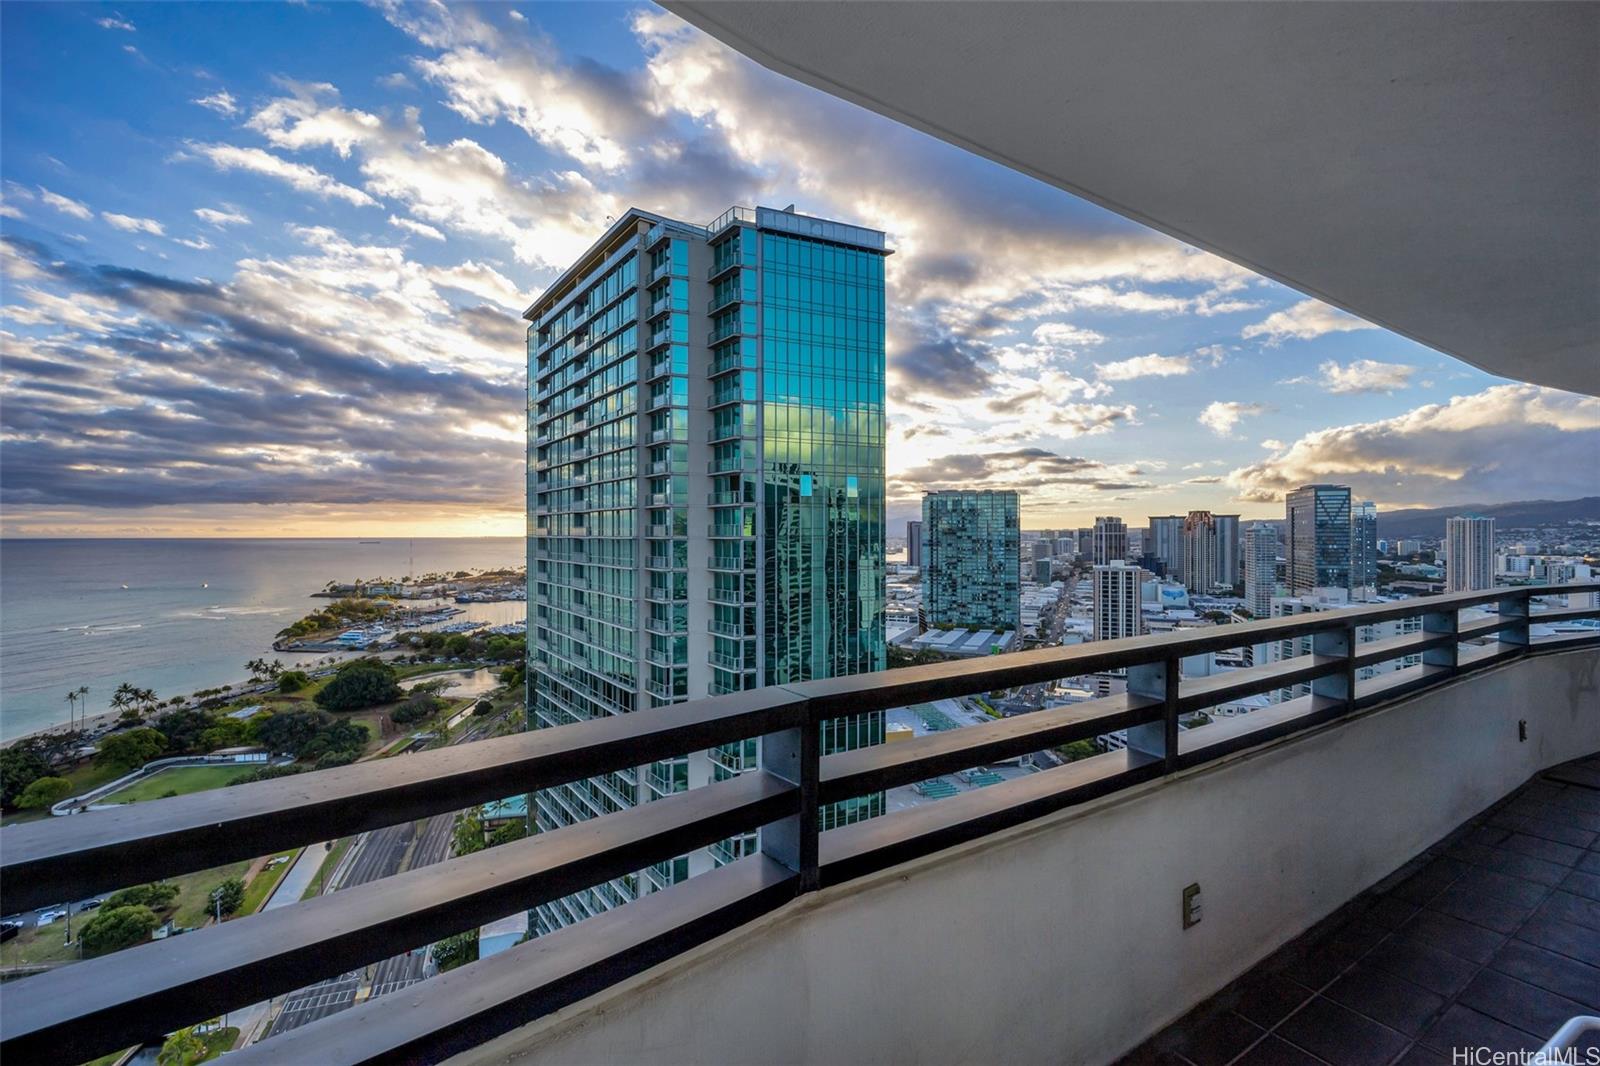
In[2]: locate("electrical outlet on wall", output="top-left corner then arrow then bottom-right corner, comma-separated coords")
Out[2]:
1182,882 -> 1202,929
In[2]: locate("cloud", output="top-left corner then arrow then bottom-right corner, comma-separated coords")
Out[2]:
890,448 -> 1154,512
377,72 -> 416,91
1199,400 -> 1266,437
193,90 -> 240,116
188,142 -> 378,207
1030,322 -> 1105,349
1288,358 -> 1417,395
173,236 -> 212,250
0,233 -> 525,515
1184,476 -> 1225,484
38,187 -> 93,220
1242,298 -> 1378,343
194,206 -> 250,227
1094,353 -> 1192,381
102,212 -> 165,235
96,14 -> 136,31
388,214 -> 446,241
1226,385 -> 1600,507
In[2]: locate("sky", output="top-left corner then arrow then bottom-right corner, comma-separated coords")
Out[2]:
1,1 -> 1596,538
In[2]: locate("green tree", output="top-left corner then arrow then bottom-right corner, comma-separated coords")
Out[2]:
105,882 -> 179,911
453,809 -> 486,856
152,708 -> 213,753
276,670 -> 311,693
0,745 -> 49,808
1056,739 -> 1099,763
80,904 -> 161,956
431,929 -> 478,973
252,711 -> 325,756
391,692 -> 438,725
198,718 -> 248,752
156,1026 -> 209,1066
16,775 -> 72,809
443,634 -> 471,658
487,820 -> 528,848
472,698 -> 494,717
314,659 -> 400,711
209,877 -> 245,917
94,728 -> 167,770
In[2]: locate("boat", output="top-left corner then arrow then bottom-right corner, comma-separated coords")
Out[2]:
120,584 -> 129,590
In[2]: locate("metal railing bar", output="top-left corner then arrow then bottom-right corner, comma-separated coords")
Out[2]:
0,685 -> 808,912
818,692 -> 1161,803
1530,605 -> 1600,625
222,855 -> 799,1066
1352,630 -> 1456,668
817,749 -> 1162,888
1175,655 -> 1343,714
778,584 -> 1599,719
1457,615 -> 1515,641
0,772 -> 799,1065
1174,692 -> 1335,765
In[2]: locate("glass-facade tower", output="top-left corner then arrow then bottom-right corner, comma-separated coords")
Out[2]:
1285,484 -> 1353,593
525,206 -> 889,934
922,490 -> 1021,631
1351,500 -> 1378,591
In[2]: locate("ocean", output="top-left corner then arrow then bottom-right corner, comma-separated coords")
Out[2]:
0,538 -> 527,741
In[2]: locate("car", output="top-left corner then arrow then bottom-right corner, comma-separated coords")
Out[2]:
76,899 -> 102,911
0,926 -> 17,944
36,909 -> 66,925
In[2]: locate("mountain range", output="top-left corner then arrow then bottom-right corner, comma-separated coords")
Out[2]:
1375,497 -> 1600,540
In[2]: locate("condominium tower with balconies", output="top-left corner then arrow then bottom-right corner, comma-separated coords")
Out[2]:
524,204 -> 890,933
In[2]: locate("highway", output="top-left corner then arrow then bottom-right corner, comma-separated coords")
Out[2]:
259,720 -> 493,1041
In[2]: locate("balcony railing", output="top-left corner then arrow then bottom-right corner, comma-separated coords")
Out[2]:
2,585 -> 1595,1064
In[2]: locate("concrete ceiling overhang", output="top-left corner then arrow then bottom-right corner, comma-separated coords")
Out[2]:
665,1 -> 1599,397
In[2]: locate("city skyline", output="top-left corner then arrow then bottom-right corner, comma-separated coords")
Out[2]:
3,2 -> 1599,539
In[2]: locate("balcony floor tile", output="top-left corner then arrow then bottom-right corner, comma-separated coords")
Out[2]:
1117,752 -> 1600,1066
1485,939 -> 1600,1010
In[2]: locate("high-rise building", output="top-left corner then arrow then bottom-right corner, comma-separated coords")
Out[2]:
906,519 -> 923,569
1077,528 -> 1094,557
525,205 -> 890,933
1351,501 -> 1378,591
1147,515 -> 1185,583
1214,514 -> 1241,587
1181,511 -> 1219,592
1093,561 -> 1144,641
1286,484 -> 1353,593
923,490 -> 1021,631
1093,516 -> 1128,566
1444,515 -> 1495,592
1243,523 -> 1278,618
1033,557 -> 1054,584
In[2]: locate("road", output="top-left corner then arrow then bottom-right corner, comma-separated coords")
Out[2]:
259,720 -> 493,1041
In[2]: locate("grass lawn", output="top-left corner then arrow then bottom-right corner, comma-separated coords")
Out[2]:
0,921 -> 79,969
301,836 -> 354,900
169,858 -> 255,928
100,764 -> 258,804
200,1027 -> 240,1060
239,849 -> 301,914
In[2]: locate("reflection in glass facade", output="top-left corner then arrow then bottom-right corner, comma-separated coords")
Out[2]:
1285,484 -> 1353,593
922,491 -> 1022,631
1351,500 -> 1378,590
525,206 -> 888,934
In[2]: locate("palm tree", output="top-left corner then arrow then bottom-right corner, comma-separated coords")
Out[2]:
110,683 -> 134,718
76,686 -> 90,729
64,690 -> 78,732
137,688 -> 158,714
